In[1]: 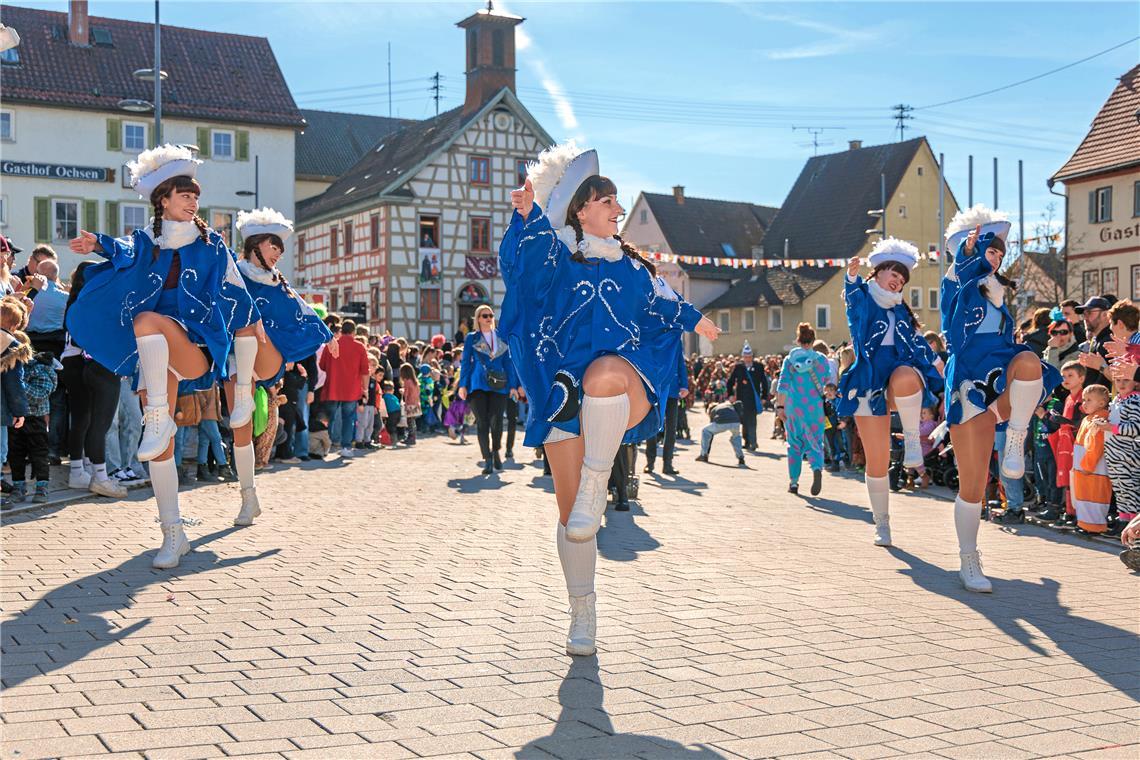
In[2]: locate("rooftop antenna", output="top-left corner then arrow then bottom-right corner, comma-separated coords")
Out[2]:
792,126 -> 843,155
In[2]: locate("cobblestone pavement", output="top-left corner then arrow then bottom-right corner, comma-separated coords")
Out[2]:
3,416 -> 1138,759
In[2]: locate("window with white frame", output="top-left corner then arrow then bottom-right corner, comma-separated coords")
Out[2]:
1090,186 -> 1112,223
53,199 -> 79,240
121,204 -> 148,235
742,307 -> 756,332
898,205 -> 908,218
212,129 -> 235,160
123,122 -> 147,151
909,287 -> 922,309
640,209 -> 648,224
121,163 -> 133,189
928,288 -> 939,310
768,305 -> 783,331
815,304 -> 831,330
0,110 -> 12,141
717,310 -> 730,333
0,195 -> 7,226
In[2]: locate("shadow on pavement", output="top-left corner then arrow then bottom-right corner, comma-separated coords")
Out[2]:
801,495 -> 874,524
888,547 -> 1140,697
447,475 -> 512,494
515,656 -> 726,759
1,528 -> 279,690
598,502 -> 661,562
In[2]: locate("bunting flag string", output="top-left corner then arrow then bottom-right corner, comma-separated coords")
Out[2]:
645,251 -> 943,270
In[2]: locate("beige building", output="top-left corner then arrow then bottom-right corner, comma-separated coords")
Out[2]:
1050,63 -> 1140,302
704,137 -> 959,355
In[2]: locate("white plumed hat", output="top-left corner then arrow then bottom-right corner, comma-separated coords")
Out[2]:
742,340 -> 753,356
0,24 -> 20,53
527,142 -> 600,227
128,144 -> 202,199
868,237 -> 920,272
236,207 -> 293,242
944,204 -> 1011,255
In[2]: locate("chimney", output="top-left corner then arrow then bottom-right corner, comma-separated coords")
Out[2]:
848,139 -> 863,151
68,1 -> 89,47
673,185 -> 685,205
457,3 -> 524,117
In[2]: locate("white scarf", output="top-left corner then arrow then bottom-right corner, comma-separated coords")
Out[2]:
980,275 -> 1005,308
145,218 -> 202,250
557,225 -> 624,262
868,279 -> 904,310
237,258 -> 279,286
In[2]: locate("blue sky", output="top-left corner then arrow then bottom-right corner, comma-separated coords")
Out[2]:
25,1 -> 1140,245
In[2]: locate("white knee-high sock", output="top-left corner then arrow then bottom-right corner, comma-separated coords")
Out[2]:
895,390 -> 923,437
581,394 -> 630,472
234,443 -> 255,490
234,336 -> 258,387
136,334 -> 170,409
866,474 -> 890,520
557,522 -> 596,597
1006,378 -> 1042,432
954,496 -> 982,553
148,457 -> 180,525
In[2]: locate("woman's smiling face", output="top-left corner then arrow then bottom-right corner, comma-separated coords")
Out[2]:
873,264 -> 907,293
577,192 -> 625,238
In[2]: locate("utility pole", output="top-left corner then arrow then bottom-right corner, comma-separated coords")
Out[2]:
387,42 -> 392,118
968,155 -> 974,206
993,157 -> 999,209
892,104 -> 913,142
153,0 -> 162,145
938,151 -> 945,279
430,72 -> 442,117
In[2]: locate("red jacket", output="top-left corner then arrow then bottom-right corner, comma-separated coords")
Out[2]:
318,334 -> 370,402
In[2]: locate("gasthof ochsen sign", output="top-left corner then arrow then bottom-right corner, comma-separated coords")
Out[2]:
1,161 -> 112,182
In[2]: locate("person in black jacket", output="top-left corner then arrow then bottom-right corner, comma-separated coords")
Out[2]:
1075,296 -> 1114,389
1022,308 -> 1052,357
725,342 -> 769,451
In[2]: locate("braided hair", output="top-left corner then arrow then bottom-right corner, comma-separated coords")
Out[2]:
149,175 -> 210,260
565,175 -> 657,277
871,261 -> 921,331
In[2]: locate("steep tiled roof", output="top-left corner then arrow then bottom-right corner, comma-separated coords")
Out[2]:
1,5 -> 304,128
297,105 -> 468,222
704,266 -> 839,310
296,110 -> 413,180
642,193 -> 779,281
1052,64 -> 1140,182
760,138 -> 926,262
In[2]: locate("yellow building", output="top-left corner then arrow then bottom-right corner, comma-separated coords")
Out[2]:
1050,64 -> 1140,302
705,138 -> 959,355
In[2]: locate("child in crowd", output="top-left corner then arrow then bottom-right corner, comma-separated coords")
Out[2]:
2,297 -> 33,505
172,391 -> 199,482
822,383 -> 847,471
1103,373 -> 1140,530
1071,385 -> 1112,534
399,363 -> 421,446
308,410 -> 331,459
254,382 -> 286,468
9,350 -> 58,503
442,371 -> 469,444
355,357 -> 380,449
197,385 -> 233,479
372,364 -> 388,446
1046,360 -> 1086,527
382,381 -> 402,446
1032,399 -> 1062,520
913,406 -> 939,488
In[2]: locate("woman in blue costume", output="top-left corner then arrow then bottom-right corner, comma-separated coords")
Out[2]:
226,208 -> 336,527
941,205 -> 1061,593
457,303 -> 520,475
67,144 -> 260,569
839,238 -> 943,548
498,143 -> 720,657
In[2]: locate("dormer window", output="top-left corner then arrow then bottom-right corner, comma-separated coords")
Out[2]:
91,27 -> 113,47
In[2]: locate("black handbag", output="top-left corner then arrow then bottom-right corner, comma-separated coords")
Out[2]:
475,346 -> 508,390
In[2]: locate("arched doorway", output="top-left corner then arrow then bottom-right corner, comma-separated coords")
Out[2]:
456,282 -> 490,338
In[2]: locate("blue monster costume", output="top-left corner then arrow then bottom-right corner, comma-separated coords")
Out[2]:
941,232 -> 1060,426
776,346 -> 830,480
66,227 -> 257,392
838,274 -> 943,417
498,205 -> 701,448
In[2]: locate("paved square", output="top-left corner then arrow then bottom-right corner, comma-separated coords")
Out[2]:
3,417 -> 1138,759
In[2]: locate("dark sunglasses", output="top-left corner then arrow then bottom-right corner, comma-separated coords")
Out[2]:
1050,329 -> 1071,336
479,314 -> 493,320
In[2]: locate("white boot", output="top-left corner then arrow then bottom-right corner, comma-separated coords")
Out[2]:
566,592 -> 597,656
902,432 -> 924,469
565,465 -> 610,542
89,477 -> 128,499
1000,427 -> 1028,480
230,383 -> 256,429
959,550 -> 993,593
234,486 -> 261,526
137,405 -> 177,462
153,522 -> 190,569
68,469 -> 92,490
872,515 -> 892,547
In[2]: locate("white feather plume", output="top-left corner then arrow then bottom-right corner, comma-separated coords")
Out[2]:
527,142 -> 584,210
236,207 -> 293,235
128,144 -> 195,188
870,237 -> 919,259
944,204 -> 1008,240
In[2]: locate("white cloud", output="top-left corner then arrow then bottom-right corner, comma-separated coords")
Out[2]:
729,5 -> 903,60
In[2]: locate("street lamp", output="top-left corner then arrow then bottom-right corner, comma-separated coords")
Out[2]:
117,98 -> 153,113
235,155 -> 260,208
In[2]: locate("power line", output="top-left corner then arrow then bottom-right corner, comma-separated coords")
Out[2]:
293,76 -> 426,97
916,36 -> 1139,110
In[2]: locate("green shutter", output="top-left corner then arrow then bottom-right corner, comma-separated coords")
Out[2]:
83,200 -> 98,233
196,127 -> 211,158
1089,191 -> 1097,223
1104,187 -> 1113,222
34,197 -> 50,243
106,118 -> 121,151
105,201 -> 120,235
236,130 -> 249,161
198,207 -> 210,228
